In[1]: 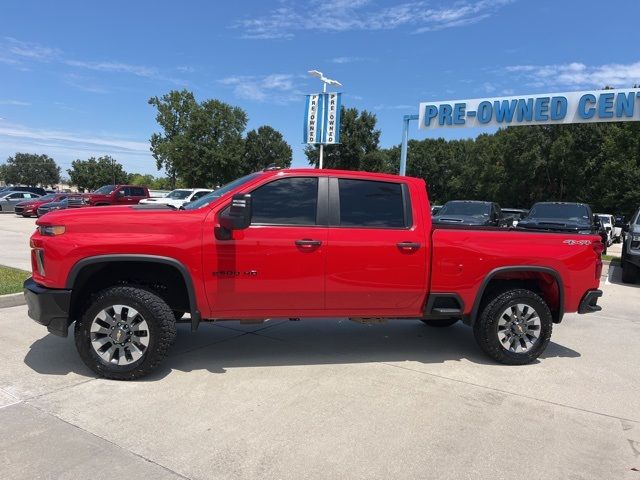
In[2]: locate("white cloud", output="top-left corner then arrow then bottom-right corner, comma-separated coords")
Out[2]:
0,37 -> 187,89
236,0 -> 512,39
330,56 -> 373,64
0,121 -> 150,155
220,74 -> 303,103
505,61 -> 640,89
0,100 -> 31,106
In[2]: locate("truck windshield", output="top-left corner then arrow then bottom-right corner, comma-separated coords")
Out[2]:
528,204 -> 589,221
93,185 -> 116,195
166,190 -> 191,200
183,173 -> 262,210
439,202 -> 489,217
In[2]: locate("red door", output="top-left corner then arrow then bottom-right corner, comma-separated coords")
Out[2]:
325,177 -> 429,317
203,176 -> 327,315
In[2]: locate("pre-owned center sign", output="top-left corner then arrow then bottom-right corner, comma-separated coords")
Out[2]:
418,88 -> 640,129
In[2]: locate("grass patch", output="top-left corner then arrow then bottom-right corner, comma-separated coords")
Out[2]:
602,254 -> 621,264
0,265 -> 30,295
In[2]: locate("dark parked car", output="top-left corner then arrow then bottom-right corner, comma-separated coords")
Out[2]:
517,202 -> 608,253
621,208 -> 640,284
15,193 -> 69,217
0,186 -> 47,196
37,195 -> 85,216
433,200 -> 507,227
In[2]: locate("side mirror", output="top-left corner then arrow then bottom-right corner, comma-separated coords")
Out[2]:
592,214 -> 601,227
623,223 -> 630,233
219,194 -> 252,232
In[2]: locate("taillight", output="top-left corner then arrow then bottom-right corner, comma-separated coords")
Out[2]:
593,240 -> 603,279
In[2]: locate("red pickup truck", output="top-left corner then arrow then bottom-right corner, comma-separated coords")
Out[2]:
84,184 -> 150,206
24,168 -> 604,380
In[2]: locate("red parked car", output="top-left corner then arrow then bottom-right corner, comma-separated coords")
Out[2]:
14,193 -> 69,217
84,185 -> 149,206
24,168 -> 603,379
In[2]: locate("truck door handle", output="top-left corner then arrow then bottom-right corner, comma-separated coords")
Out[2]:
397,241 -> 421,250
295,239 -> 322,247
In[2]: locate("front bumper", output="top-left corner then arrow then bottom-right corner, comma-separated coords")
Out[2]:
23,278 -> 72,337
578,289 -> 603,314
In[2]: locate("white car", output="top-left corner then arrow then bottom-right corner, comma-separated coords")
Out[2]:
139,188 -> 212,208
597,213 -> 615,246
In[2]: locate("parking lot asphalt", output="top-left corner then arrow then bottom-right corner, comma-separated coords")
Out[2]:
1,214 -> 639,480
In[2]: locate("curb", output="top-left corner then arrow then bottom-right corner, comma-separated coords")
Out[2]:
0,293 -> 26,309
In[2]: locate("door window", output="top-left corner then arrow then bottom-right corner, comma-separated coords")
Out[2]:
191,191 -> 209,201
337,179 -> 407,228
250,177 -> 318,225
131,187 -> 145,196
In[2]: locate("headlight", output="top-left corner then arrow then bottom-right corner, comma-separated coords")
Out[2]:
633,235 -> 640,242
38,225 -> 66,236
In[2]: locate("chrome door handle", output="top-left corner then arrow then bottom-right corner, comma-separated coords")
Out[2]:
295,239 -> 322,247
397,241 -> 421,250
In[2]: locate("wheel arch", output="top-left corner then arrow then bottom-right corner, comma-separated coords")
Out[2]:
470,266 -> 564,326
66,254 -> 201,331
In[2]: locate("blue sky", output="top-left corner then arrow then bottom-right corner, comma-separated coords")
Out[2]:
1,0 -> 639,178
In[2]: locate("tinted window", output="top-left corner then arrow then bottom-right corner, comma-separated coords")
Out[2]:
338,179 -> 405,228
191,191 -> 209,200
528,203 -> 589,221
439,201 -> 490,217
251,177 -> 318,225
94,185 -> 116,194
131,187 -> 145,196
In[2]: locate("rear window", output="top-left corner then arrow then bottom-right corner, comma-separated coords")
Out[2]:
338,179 -> 406,228
439,201 -> 490,217
528,204 -> 589,221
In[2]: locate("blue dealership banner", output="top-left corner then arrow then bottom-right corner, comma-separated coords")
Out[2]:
418,88 -> 640,130
303,93 -> 342,144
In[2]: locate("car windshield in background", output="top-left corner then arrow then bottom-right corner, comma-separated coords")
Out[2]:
598,215 -> 611,224
166,190 -> 191,200
183,173 -> 262,210
439,202 -> 489,217
528,204 -> 589,221
93,185 -> 116,195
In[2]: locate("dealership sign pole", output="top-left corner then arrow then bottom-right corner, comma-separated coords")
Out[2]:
305,70 -> 342,169
400,88 -> 640,175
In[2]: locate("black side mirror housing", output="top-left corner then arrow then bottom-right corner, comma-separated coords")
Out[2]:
219,194 -> 252,232
623,223 -> 630,233
592,214 -> 601,228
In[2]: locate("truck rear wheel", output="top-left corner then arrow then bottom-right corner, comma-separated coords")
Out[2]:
74,286 -> 176,380
421,318 -> 459,327
622,260 -> 639,284
473,289 -> 552,365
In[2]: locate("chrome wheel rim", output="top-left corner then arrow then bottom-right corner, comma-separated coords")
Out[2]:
497,303 -> 541,353
90,304 -> 150,366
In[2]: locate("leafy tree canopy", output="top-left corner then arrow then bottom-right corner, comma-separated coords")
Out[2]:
67,156 -> 128,192
1,153 -> 60,187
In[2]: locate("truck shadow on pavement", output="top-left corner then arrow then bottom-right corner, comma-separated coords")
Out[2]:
23,319 -> 580,380
607,264 -> 640,288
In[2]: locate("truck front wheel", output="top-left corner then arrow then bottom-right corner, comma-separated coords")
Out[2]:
74,286 -> 177,380
473,289 -> 552,365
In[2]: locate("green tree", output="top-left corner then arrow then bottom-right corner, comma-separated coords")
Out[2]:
67,156 -> 128,192
305,106 -> 380,170
149,89 -> 247,188
243,126 -> 292,173
1,153 -> 60,186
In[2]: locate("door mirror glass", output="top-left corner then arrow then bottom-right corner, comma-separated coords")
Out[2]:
220,194 -> 252,231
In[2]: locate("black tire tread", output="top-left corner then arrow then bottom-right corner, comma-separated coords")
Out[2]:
74,286 -> 176,380
473,288 -> 552,365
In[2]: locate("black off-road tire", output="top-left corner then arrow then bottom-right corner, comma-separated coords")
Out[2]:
473,289 -> 552,365
622,260 -> 639,284
74,286 -> 176,380
421,318 -> 459,328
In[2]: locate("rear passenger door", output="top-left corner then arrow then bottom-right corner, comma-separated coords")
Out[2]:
129,186 -> 146,204
325,177 -> 428,315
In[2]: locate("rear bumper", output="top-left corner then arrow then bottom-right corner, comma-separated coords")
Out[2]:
578,289 -> 602,314
23,278 -> 72,337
